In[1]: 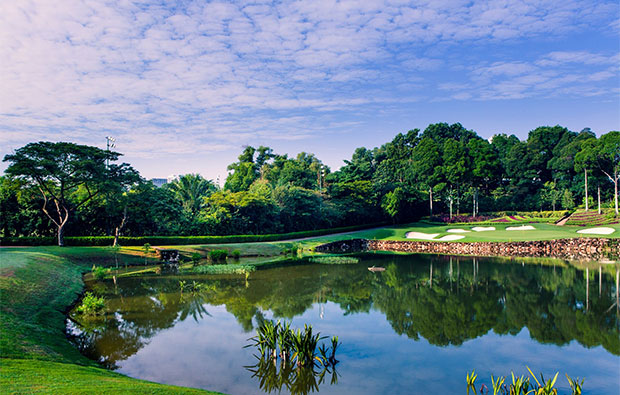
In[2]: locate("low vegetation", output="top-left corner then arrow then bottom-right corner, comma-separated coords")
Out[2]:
466,368 -> 584,395
309,256 -> 360,264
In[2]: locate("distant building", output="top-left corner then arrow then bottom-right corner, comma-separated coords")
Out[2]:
151,178 -> 168,188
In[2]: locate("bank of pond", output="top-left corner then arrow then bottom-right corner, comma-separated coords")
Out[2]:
69,253 -> 620,394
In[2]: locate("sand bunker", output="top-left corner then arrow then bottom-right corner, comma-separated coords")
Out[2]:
437,235 -> 465,241
405,231 -> 439,240
506,225 -> 536,231
447,229 -> 470,233
472,226 -> 495,232
576,227 -> 615,235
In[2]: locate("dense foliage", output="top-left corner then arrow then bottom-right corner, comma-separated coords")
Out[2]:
1,124 -> 618,243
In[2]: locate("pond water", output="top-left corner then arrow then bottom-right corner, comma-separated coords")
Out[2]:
70,254 -> 620,394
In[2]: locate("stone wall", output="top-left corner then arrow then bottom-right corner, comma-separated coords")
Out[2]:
315,238 -> 619,260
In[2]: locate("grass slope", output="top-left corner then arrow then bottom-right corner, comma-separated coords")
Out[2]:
0,247 -> 218,394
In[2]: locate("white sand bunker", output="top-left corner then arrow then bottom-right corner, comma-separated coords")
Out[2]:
437,235 -> 465,241
577,227 -> 615,235
405,231 -> 439,240
506,225 -> 536,231
447,229 -> 470,233
472,226 -> 495,232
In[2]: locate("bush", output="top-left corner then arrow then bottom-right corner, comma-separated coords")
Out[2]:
231,250 -> 241,259
91,266 -> 107,280
209,249 -> 228,263
76,292 -> 105,315
0,223 -> 388,246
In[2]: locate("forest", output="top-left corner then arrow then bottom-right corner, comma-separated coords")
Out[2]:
1,123 -> 618,241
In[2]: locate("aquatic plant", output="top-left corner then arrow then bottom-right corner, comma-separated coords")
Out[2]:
527,366 -> 558,395
193,263 -> 255,275
468,368 -> 570,395
509,372 -> 531,395
466,370 -> 478,395
565,374 -> 584,395
246,320 -> 340,369
91,266 -> 107,280
309,256 -> 360,264
76,292 -> 105,316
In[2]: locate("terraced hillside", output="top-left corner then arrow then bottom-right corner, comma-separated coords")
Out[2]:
565,210 -> 619,226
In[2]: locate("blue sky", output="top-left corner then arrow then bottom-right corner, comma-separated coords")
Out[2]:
1,0 -> 619,182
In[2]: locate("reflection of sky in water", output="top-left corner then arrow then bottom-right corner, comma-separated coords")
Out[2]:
116,301 -> 619,395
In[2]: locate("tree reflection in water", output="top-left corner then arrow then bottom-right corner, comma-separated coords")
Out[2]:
70,254 -> 620,374
245,356 -> 339,395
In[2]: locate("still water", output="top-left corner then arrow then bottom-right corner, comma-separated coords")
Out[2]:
71,254 -> 620,394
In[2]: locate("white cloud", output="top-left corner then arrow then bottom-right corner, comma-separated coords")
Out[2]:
0,0 -> 618,160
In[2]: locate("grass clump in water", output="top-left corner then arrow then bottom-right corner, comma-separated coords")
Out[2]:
309,256 -> 360,264
194,263 -> 256,275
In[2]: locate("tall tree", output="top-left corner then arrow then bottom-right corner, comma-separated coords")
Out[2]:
167,174 -> 217,217
594,132 -> 620,215
3,142 -> 127,246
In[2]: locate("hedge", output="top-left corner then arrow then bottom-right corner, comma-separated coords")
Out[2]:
0,222 -> 388,247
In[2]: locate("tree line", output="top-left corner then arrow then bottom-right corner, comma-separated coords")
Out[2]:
1,123 -> 618,245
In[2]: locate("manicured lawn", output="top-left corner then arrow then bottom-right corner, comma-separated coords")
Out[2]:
298,222 -> 620,245
0,247 -> 218,394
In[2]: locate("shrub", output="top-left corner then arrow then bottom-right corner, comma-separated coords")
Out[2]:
209,249 -> 228,263
0,222 -> 388,246
76,292 -> 105,315
190,252 -> 201,266
231,250 -> 241,259
91,266 -> 107,280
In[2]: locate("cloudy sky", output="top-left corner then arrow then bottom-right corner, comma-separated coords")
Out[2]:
1,0 -> 619,182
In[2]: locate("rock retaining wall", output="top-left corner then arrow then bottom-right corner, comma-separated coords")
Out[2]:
315,238 -> 619,260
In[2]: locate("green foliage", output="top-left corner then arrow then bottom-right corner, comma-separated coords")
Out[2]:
190,252 -> 201,265
0,222 -> 385,246
91,266 -> 107,280
231,249 -> 241,259
562,189 -> 575,210
76,292 -> 105,316
565,374 -> 584,395
309,256 -> 360,264
246,320 -> 338,369
209,249 -> 228,263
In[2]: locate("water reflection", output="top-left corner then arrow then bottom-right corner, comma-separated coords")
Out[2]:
245,357 -> 339,395
70,254 -> 620,393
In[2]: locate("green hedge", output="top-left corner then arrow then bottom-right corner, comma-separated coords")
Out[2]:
0,223 -> 387,247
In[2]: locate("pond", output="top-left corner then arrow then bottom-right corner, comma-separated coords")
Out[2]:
69,254 -> 620,394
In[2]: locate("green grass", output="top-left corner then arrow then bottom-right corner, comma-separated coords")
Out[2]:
0,359 -> 213,394
296,222 -> 620,246
0,246 -> 218,394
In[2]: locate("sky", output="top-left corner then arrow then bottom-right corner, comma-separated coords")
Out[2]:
1,0 -> 619,183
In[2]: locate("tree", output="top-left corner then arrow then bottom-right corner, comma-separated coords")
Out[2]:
562,189 -> 575,210
594,132 -> 620,215
3,142 -> 128,246
167,174 -> 217,217
411,137 -> 442,216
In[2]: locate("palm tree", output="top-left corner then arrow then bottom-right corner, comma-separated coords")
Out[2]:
167,174 -> 217,216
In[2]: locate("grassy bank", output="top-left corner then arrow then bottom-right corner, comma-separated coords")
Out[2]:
0,247 -> 218,394
298,222 -> 620,246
